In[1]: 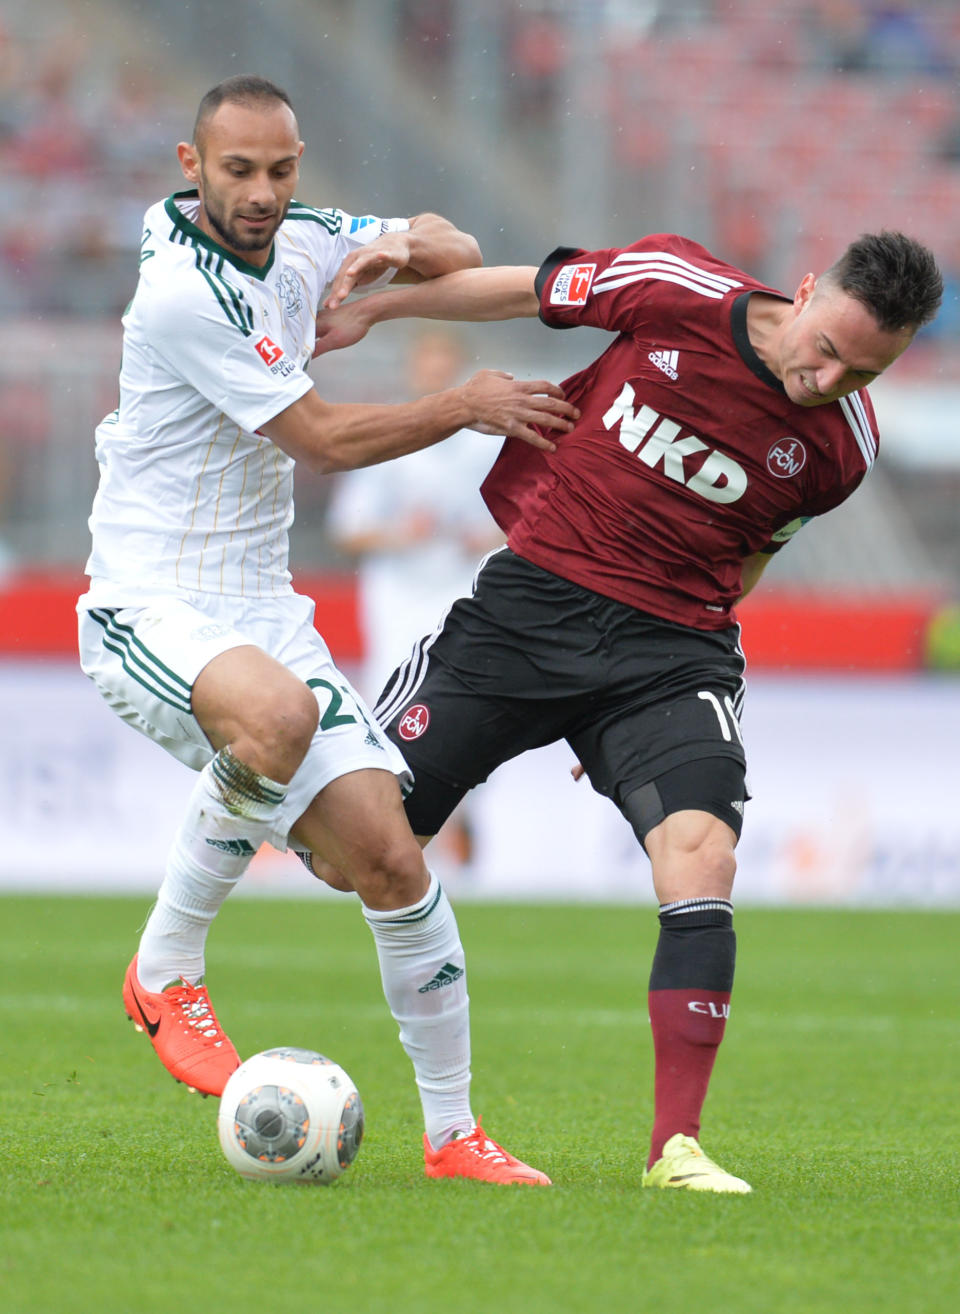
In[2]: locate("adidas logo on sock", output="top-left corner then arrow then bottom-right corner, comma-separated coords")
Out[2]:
205,837 -> 256,856
418,962 -> 465,993
648,348 -> 679,380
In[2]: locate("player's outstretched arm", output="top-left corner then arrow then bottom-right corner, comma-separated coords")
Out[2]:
259,368 -> 577,474
324,213 -> 482,309
314,266 -> 540,356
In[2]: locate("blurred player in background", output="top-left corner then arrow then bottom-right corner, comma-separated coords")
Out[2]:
328,328 -> 504,874
312,229 -> 942,1192
330,329 -> 504,695
76,74 -> 577,1185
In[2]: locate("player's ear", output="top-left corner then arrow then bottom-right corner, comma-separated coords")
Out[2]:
793,272 -> 817,313
177,141 -> 201,183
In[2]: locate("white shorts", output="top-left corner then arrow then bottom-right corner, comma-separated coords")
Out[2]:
77,590 -> 412,848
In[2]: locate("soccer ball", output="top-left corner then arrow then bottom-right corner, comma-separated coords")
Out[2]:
217,1047 -> 364,1184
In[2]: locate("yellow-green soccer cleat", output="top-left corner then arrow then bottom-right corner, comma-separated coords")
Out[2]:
642,1133 -> 752,1194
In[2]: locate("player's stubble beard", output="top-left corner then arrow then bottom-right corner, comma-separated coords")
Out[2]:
199,167 -> 289,257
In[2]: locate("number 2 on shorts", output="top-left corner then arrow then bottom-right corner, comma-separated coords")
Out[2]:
307,677 -> 357,731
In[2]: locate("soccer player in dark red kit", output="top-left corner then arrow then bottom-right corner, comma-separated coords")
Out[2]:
313,230 -> 942,1192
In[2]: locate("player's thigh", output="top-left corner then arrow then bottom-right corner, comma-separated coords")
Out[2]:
191,643 -> 319,773
378,659 -> 572,838
569,683 -> 748,842
371,552 -> 591,835
253,616 -> 416,846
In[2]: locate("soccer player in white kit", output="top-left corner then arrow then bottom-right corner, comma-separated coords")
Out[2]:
77,75 -> 575,1185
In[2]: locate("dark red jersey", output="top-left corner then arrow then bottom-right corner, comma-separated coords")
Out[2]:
480,235 -> 879,630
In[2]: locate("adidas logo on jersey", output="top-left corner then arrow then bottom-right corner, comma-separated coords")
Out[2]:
648,349 -> 679,381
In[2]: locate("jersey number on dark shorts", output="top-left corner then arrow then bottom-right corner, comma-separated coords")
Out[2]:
698,691 -> 744,744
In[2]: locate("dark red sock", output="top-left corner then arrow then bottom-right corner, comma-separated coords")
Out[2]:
647,906 -> 736,1168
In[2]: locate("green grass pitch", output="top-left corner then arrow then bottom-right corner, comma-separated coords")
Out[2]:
1,895 -> 957,1314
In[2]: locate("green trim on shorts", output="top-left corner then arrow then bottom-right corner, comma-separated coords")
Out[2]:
88,609 -> 193,714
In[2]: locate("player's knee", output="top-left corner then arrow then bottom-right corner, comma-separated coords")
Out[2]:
276,687 -> 321,759
232,685 -> 319,780
675,822 -> 737,886
694,830 -> 737,890
349,835 -> 429,910
647,812 -> 738,900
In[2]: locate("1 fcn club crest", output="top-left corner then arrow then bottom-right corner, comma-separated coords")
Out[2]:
766,437 -> 807,479
398,704 -> 430,741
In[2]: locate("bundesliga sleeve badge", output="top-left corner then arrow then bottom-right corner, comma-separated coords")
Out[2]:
549,262 -> 596,307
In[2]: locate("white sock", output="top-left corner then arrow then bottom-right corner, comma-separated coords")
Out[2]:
137,747 -> 287,992
363,871 -> 474,1149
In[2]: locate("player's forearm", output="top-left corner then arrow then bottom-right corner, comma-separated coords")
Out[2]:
268,393 -> 473,475
264,366 -> 572,472
361,266 -> 541,328
403,213 -> 483,279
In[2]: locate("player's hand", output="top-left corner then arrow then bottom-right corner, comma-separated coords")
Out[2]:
462,371 -> 578,451
324,232 -> 414,309
313,302 -> 372,357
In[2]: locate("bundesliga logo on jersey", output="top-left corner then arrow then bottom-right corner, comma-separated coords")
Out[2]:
550,263 -> 596,307
254,334 -> 298,379
255,334 -> 284,366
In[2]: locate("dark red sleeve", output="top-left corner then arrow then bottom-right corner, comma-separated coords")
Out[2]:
535,233 -> 746,337
536,243 -> 639,333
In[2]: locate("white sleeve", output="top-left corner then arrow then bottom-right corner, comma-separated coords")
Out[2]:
144,282 -> 313,434
291,208 -> 411,299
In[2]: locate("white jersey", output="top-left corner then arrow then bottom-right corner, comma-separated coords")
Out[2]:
82,191 -> 408,606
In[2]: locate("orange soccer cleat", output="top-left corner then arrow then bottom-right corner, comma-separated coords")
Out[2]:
424,1119 -> 552,1185
122,954 -> 241,1097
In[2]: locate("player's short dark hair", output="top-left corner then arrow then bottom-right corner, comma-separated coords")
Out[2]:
193,75 -> 296,148
823,231 -> 943,333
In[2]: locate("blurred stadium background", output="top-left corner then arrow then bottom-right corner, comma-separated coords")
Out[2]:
1,0 -> 958,903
